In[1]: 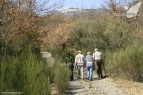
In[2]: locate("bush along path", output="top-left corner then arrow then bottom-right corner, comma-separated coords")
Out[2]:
66,72 -> 127,95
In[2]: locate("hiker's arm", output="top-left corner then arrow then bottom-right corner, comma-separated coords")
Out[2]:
74,56 -> 77,69
74,62 -> 77,69
92,53 -> 94,58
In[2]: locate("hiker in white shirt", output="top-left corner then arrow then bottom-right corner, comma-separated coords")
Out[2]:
74,50 -> 85,80
93,48 -> 104,79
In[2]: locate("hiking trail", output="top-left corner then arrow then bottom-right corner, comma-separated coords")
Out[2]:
66,73 -> 126,95
66,72 -> 143,95
43,52 -> 143,95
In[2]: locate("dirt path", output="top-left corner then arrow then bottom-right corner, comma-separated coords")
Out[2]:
66,72 -> 126,95
43,52 -> 143,95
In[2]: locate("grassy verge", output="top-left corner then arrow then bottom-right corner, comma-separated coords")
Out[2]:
54,61 -> 71,94
105,45 -> 143,82
0,48 -> 71,95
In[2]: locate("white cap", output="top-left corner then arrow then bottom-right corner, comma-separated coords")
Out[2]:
78,50 -> 81,53
95,48 -> 98,51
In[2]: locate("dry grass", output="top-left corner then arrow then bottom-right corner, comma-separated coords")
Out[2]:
115,79 -> 143,95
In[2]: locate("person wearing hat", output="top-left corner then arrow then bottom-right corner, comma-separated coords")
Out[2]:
74,50 -> 85,80
93,48 -> 104,79
86,51 -> 94,81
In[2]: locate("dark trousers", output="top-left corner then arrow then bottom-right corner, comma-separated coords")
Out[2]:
68,63 -> 74,81
96,60 -> 103,79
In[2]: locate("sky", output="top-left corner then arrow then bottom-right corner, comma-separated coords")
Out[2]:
63,0 -> 105,9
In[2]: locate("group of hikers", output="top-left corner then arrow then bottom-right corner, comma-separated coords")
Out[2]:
66,48 -> 106,81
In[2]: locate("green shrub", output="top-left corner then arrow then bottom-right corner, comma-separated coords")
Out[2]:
68,17 -> 133,52
0,48 -> 51,95
105,45 -> 143,82
54,61 -> 71,94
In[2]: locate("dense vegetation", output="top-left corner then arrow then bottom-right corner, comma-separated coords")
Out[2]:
66,14 -> 143,81
1,0 -> 143,94
66,11 -> 143,81
0,0 -> 70,95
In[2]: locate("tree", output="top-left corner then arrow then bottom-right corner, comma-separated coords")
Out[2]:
0,0 -> 63,54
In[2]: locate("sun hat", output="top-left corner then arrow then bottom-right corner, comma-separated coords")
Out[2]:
78,50 -> 81,53
95,48 -> 98,51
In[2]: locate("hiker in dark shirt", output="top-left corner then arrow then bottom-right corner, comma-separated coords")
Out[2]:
66,53 -> 74,81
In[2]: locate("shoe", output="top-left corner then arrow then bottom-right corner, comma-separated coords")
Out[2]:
98,75 -> 102,80
70,78 -> 74,81
101,76 -> 104,79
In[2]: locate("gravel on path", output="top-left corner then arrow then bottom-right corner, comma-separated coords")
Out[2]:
66,77 -> 127,95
